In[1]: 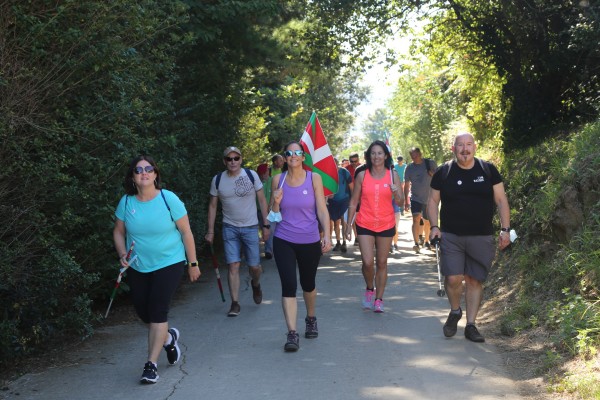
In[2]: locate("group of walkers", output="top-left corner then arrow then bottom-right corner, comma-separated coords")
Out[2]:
112,132 -> 511,384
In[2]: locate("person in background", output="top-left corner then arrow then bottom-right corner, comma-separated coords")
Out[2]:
270,141 -> 332,352
346,141 -> 403,313
341,158 -> 350,169
404,147 -> 436,253
345,152 -> 363,246
205,146 -> 269,317
328,158 -> 353,253
257,163 -> 274,260
113,155 -> 200,384
427,132 -> 511,343
270,153 -> 285,176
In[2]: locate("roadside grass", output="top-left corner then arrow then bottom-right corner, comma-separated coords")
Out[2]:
500,120 -> 600,398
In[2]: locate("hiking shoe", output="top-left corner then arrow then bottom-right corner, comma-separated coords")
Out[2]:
264,252 -> 272,260
305,316 -> 318,339
333,242 -> 341,251
373,299 -> 384,313
443,308 -> 463,337
425,242 -> 431,251
227,301 -> 241,317
164,327 -> 181,365
464,324 -> 485,343
413,243 -> 420,253
251,282 -> 262,304
140,361 -> 159,384
362,289 -> 375,309
284,331 -> 300,352
340,242 -> 347,253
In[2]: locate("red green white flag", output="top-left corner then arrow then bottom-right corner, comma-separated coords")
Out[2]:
300,111 -> 339,196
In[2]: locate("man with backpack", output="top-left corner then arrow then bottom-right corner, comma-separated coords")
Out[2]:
427,132 -> 511,343
403,147 -> 437,253
205,146 -> 270,317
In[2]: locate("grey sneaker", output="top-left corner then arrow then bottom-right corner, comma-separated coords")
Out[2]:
413,243 -> 420,253
305,316 -> 318,339
140,361 -> 159,384
464,324 -> 485,342
164,327 -> 181,365
443,308 -> 463,337
227,301 -> 241,317
284,331 -> 300,352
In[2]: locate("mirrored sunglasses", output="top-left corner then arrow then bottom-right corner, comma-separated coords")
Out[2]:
134,165 -> 155,174
284,150 -> 304,157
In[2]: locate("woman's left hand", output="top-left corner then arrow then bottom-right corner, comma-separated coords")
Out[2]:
321,237 -> 332,253
188,266 -> 201,282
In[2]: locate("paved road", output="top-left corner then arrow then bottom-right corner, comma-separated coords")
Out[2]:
4,217 -> 527,400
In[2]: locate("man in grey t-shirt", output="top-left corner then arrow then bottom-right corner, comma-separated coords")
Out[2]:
403,147 -> 436,253
206,146 -> 270,317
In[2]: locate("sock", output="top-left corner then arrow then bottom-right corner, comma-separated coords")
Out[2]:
451,307 -> 462,314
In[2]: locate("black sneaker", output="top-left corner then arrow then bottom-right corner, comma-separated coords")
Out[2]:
340,242 -> 347,253
164,327 -> 181,365
333,242 -> 341,251
464,324 -> 485,342
425,242 -> 431,250
305,316 -> 318,339
264,252 -> 273,260
140,361 -> 159,384
443,308 -> 463,337
228,301 -> 241,317
354,239 -> 359,246
251,282 -> 262,304
284,331 -> 300,352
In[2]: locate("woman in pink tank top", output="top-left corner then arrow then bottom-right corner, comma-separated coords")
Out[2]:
346,140 -> 404,313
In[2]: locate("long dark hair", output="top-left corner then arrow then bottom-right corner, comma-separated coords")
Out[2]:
123,155 -> 162,195
365,140 -> 393,171
281,140 -> 305,172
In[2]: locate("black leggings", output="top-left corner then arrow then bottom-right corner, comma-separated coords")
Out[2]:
127,261 -> 185,324
273,236 -> 322,298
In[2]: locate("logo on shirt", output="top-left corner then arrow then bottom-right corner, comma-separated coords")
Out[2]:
457,180 -> 463,185
474,176 -> 485,183
235,176 -> 254,197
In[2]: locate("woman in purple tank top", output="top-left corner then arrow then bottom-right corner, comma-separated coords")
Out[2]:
270,141 -> 331,352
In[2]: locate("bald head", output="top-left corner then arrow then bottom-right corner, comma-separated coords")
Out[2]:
452,132 -> 477,167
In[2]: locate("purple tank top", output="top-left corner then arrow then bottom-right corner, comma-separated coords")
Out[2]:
274,171 -> 320,244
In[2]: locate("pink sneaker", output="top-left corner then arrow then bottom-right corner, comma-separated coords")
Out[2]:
362,290 -> 375,309
373,299 -> 384,313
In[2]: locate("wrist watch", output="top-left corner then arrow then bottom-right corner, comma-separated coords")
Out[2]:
263,224 -> 271,229
188,261 -> 199,267
500,227 -> 511,233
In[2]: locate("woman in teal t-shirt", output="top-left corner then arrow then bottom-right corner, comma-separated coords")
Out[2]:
113,155 -> 200,384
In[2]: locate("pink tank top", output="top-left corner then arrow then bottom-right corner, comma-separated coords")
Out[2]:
356,169 -> 395,232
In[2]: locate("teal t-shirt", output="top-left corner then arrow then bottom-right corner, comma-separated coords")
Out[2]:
115,189 -> 187,273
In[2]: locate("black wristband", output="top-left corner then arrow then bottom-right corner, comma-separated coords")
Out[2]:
500,227 -> 511,232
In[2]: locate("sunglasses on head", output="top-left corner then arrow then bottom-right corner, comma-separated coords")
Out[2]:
284,150 -> 304,157
224,156 -> 241,162
134,165 -> 155,174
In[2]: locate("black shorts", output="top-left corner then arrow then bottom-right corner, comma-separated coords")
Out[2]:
356,224 -> 396,238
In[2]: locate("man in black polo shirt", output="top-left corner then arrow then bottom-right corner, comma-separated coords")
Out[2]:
427,132 -> 511,343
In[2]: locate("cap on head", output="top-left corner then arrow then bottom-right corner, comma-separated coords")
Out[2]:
223,146 -> 242,157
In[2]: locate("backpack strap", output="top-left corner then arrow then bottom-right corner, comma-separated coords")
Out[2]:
215,168 -> 255,191
475,157 -> 491,179
442,160 -> 453,180
160,189 -> 175,222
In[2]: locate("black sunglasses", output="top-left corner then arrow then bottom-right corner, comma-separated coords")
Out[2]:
134,165 -> 155,174
224,156 -> 241,162
284,150 -> 304,157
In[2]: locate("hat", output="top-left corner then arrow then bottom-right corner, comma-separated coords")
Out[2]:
256,163 -> 269,176
223,146 -> 242,157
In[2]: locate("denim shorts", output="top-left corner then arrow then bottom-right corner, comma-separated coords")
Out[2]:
222,223 -> 260,267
